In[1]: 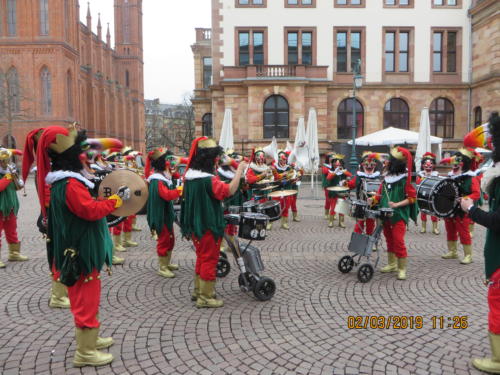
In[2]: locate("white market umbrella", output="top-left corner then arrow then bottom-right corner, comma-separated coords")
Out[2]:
305,108 -> 320,192
289,117 -> 308,168
219,108 -> 234,151
415,107 -> 432,168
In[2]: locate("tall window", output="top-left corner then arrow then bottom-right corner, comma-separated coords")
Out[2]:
123,2 -> 130,43
64,0 -> 70,41
7,0 -> 17,36
429,97 -> 454,138
384,98 -> 409,129
67,71 -> 73,117
433,30 -> 457,73
385,30 -> 410,72
203,57 -> 212,88
125,70 -> 130,88
474,106 -> 482,128
7,67 -> 20,114
286,29 -> 314,65
337,98 -> 364,139
39,0 -> 49,35
41,67 -> 52,115
335,30 -> 362,73
263,95 -> 289,139
237,30 -> 266,65
202,113 -> 212,137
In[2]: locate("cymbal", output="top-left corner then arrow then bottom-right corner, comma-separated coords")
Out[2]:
256,185 -> 278,191
98,169 -> 149,217
268,189 -> 298,198
327,186 -> 349,192
256,179 -> 273,185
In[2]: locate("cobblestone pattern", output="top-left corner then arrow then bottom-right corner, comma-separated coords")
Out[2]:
0,182 -> 491,374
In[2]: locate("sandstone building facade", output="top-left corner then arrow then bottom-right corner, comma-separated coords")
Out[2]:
192,0 -> 499,155
0,0 -> 145,151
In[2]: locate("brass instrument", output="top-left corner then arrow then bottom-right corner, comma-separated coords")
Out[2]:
8,165 -> 24,191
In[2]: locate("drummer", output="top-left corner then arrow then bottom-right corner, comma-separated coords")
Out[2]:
321,152 -> 334,219
417,152 -> 440,235
325,153 -> 352,228
369,147 -> 418,280
271,150 -> 297,230
347,152 -> 381,236
441,148 -> 481,264
246,148 -> 274,229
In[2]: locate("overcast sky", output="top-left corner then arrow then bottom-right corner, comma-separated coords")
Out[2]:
80,1 -> 211,104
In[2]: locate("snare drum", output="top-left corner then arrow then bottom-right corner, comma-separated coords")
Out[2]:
417,177 -> 459,218
378,207 -> 394,221
224,214 -> 241,225
335,198 -> 351,217
257,200 -> 281,222
350,200 -> 367,219
242,200 -> 259,213
238,212 -> 269,241
361,179 -> 382,199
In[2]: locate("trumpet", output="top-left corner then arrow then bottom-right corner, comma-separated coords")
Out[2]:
8,165 -> 24,191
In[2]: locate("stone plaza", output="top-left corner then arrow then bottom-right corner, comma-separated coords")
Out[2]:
0,181 -> 493,375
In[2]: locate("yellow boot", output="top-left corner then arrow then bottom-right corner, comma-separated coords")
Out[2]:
220,238 -> 227,253
113,235 -> 126,252
131,217 -> 141,232
112,254 -> 124,265
292,212 -> 300,222
472,332 -> 500,374
470,223 -> 474,239
324,209 -> 329,220
0,247 -> 5,268
7,242 -> 28,261
73,327 -> 114,367
191,274 -> 200,301
420,221 -> 427,234
267,222 -> 272,231
49,280 -> 70,308
158,256 -> 175,278
166,251 -> 179,271
196,279 -> 223,308
432,221 -> 440,235
328,214 -> 334,228
442,241 -> 458,259
460,244 -> 473,264
338,215 -> 346,228
151,230 -> 158,241
94,314 -> 114,350
381,252 -> 397,273
397,257 -> 408,280
122,232 -> 138,247
281,216 -> 289,230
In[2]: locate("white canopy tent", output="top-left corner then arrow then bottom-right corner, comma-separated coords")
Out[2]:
347,127 -> 443,147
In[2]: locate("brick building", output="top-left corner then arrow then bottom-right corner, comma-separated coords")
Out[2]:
0,0 -> 145,151
192,0 -> 499,155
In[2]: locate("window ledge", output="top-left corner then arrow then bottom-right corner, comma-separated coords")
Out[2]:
432,72 -> 459,75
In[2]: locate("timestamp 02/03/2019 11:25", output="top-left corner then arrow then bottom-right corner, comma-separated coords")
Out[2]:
347,315 -> 469,330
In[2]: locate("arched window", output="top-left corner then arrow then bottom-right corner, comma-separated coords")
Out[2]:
66,71 -> 73,117
7,0 -> 17,36
41,66 -> 52,115
474,106 -> 482,128
383,98 -> 409,129
125,70 -> 130,88
429,97 -> 454,138
337,98 -> 364,139
39,0 -> 49,35
7,67 -> 20,113
263,95 -> 289,139
202,113 -> 212,137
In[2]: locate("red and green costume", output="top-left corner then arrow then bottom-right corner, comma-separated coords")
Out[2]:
272,163 -> 296,218
218,166 -> 245,236
180,170 -> 230,281
321,163 -> 332,211
0,169 -> 20,247
147,173 -> 180,256
326,168 -> 352,216
348,171 -> 381,235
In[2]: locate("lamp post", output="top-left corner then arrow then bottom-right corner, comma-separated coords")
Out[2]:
349,59 -> 363,174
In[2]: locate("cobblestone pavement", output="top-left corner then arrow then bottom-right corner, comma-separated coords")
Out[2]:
0,182 -> 492,375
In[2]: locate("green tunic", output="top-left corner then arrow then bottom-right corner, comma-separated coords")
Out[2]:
180,176 -> 226,240
0,173 -> 19,217
147,178 -> 175,235
484,178 -> 500,279
380,176 -> 418,224
326,172 -> 346,198
47,178 -> 112,276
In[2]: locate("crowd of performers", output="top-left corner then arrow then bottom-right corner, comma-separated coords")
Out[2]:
1,112 -> 498,370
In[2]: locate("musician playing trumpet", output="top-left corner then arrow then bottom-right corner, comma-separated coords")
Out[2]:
0,147 -> 28,267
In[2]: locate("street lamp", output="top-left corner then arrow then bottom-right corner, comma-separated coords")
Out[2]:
349,59 -> 363,174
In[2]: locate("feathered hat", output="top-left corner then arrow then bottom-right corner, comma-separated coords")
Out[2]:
361,151 -> 380,162
390,146 -> 413,190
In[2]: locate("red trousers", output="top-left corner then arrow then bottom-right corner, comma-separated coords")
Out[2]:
0,212 -> 19,245
489,268 -> 500,334
354,219 -> 375,235
67,269 -> 101,328
444,215 -> 471,245
193,231 -> 221,281
383,220 -> 408,258
111,216 -> 134,235
273,196 -> 291,218
324,189 -> 330,210
157,225 -> 175,257
290,194 -> 298,213
225,224 -> 237,236
421,213 -> 438,222
328,197 -> 344,216
111,222 -> 122,235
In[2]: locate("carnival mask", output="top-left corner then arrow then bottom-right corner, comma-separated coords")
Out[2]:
423,159 -> 434,172
362,159 -> 376,173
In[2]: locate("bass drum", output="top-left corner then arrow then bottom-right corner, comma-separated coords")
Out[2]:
417,177 -> 459,218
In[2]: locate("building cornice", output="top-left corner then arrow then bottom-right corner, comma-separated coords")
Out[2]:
0,41 -> 79,55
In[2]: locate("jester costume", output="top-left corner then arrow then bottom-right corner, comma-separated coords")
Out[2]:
416,152 -> 440,235
441,148 -> 481,264
145,147 -> 181,278
321,153 -> 334,219
33,125 -> 127,367
272,150 -> 300,229
373,147 -> 418,280
325,154 -> 352,228
0,148 -> 27,267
